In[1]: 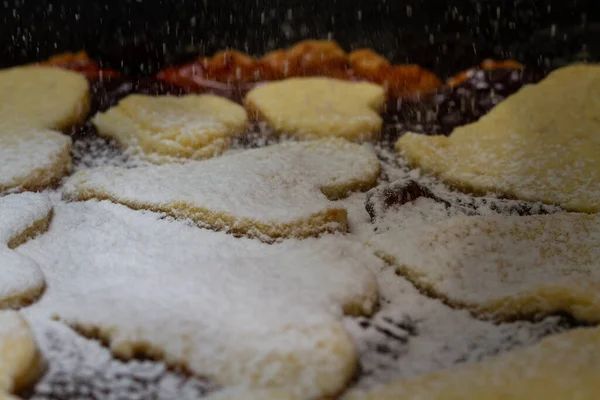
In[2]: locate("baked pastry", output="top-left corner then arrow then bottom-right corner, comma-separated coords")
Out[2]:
245,77 -> 386,141
373,212 -> 600,322
20,199 -> 380,399
0,66 -> 90,192
0,66 -> 90,132
38,51 -> 121,80
62,138 -> 380,240
0,311 -> 45,400
0,193 -> 52,309
1,41 -> 589,400
349,49 -> 442,98
397,64 -> 600,213
92,94 -> 248,162
344,326 -> 600,400
157,40 -> 441,99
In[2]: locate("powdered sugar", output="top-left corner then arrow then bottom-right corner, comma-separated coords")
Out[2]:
27,318 -> 217,400
62,138 -> 380,240
373,212 -> 600,321
337,150 -> 579,391
396,64 -> 600,213
0,129 -> 71,193
18,199 -> 380,398
0,310 -> 41,395
10,139 -> 589,398
0,192 -> 51,309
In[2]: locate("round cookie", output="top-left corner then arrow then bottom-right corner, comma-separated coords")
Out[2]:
0,130 -> 71,193
92,94 -> 248,162
245,77 -> 386,142
62,138 -> 381,241
396,64 -> 600,213
0,66 -> 90,193
0,193 -> 52,309
0,66 -> 90,132
344,326 -> 600,400
0,311 -> 45,399
373,213 -> 600,322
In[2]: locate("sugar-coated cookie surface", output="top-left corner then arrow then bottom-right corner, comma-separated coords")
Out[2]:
19,200 -> 380,399
245,77 -> 386,142
373,213 -> 600,322
0,193 -> 52,309
344,326 -> 600,400
0,130 -> 71,193
0,66 -> 88,193
0,66 -> 90,132
396,64 -> 600,213
0,311 -> 45,399
92,94 -> 248,162
62,138 -> 380,240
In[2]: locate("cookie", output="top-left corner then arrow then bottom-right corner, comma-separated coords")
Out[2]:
92,94 -> 248,162
396,64 -> 600,213
0,130 -> 72,193
344,326 -> 600,399
0,66 -> 89,193
373,213 -> 600,322
20,200 -> 380,398
62,138 -> 380,240
0,193 -> 52,309
245,77 -> 386,142
0,66 -> 90,132
0,311 -> 45,399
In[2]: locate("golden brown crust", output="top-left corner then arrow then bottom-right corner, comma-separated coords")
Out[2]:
41,40 -> 525,100
37,51 -> 121,80
447,58 -> 524,87
261,40 -> 349,79
156,39 -> 443,98
349,49 -> 442,98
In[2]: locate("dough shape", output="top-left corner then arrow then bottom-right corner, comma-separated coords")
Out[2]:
19,200 -> 380,398
62,138 -> 380,240
0,66 -> 90,132
0,193 -> 52,309
344,326 -> 600,400
245,77 -> 386,142
92,94 -> 248,162
0,66 -> 89,193
0,130 -> 72,193
373,213 -> 600,322
396,64 -> 600,213
0,311 -> 45,399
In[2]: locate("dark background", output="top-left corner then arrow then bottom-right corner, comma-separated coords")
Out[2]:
1,0 -> 598,77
